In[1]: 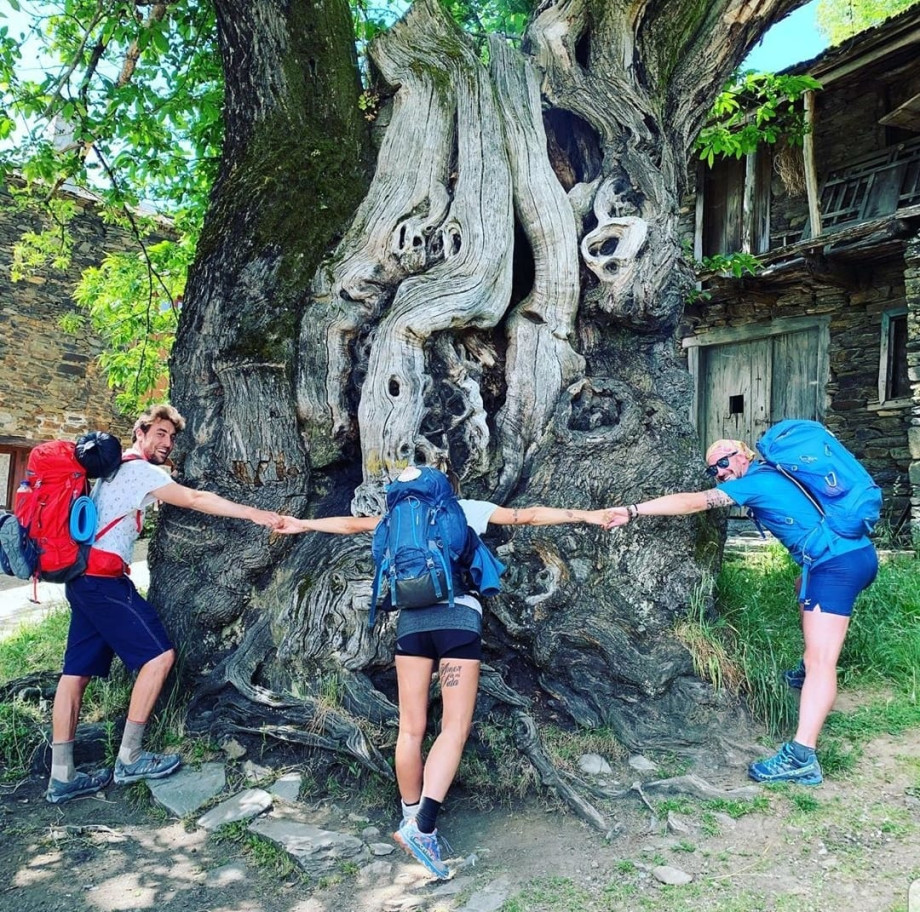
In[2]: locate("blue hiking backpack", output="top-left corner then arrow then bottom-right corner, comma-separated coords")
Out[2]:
368,467 -> 474,628
756,419 -> 882,542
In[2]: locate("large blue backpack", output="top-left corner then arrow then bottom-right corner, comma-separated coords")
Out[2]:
756,419 -> 882,540
368,467 -> 473,628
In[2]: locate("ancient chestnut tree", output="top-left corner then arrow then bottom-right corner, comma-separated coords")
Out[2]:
36,0 -> 813,827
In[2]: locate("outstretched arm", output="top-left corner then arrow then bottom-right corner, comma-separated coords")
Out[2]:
605,489 -> 736,528
274,514 -> 381,535
487,505 -> 611,527
152,481 -> 282,529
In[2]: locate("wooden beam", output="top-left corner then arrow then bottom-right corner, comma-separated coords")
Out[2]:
803,90 -> 822,239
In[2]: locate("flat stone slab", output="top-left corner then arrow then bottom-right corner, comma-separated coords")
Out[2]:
148,762 -> 226,818
248,818 -> 370,876
459,875 -> 513,911
269,772 -> 302,804
652,865 -> 693,886
197,787 -> 273,831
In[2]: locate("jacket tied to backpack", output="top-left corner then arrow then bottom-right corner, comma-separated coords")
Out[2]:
368,467 -> 505,628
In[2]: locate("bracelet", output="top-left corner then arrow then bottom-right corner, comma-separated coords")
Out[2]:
627,504 -> 639,520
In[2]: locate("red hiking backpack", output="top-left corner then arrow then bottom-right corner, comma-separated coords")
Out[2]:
14,434 -> 124,583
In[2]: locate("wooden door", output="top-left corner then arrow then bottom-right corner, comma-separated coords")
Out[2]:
699,337 -> 772,449
770,328 -> 822,421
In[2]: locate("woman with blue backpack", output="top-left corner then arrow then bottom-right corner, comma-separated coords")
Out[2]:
276,465 -> 610,880
604,421 -> 880,788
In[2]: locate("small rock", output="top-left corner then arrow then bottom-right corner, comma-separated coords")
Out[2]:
628,755 -> 658,772
241,760 -> 272,781
221,738 -> 247,760
652,865 -> 693,886
358,860 -> 393,882
370,842 -> 395,856
362,825 -> 381,839
578,753 -> 613,776
666,811 -> 693,836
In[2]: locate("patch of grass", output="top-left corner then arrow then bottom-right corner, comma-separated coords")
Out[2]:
0,604 -> 70,679
788,791 -> 820,813
499,876 -> 593,912
540,723 -> 626,770
702,795 -> 770,818
458,718 -> 540,803
213,820 -> 305,882
0,701 -> 45,781
672,839 -> 696,853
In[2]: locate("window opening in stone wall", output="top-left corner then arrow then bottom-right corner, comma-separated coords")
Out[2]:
878,309 -> 910,404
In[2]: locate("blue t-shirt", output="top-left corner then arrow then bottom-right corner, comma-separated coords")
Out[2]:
719,461 -> 872,567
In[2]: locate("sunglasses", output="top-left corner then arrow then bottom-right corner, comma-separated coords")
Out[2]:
705,451 -> 737,477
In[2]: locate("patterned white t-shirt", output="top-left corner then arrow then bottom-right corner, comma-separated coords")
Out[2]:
91,458 -> 173,563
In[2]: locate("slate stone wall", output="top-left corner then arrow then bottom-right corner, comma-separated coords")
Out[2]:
0,181 -> 141,447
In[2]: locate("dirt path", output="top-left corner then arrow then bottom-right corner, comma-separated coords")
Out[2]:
2,722 -> 919,912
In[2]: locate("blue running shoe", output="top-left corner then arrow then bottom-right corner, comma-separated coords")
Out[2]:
748,742 -> 822,785
783,659 -> 806,690
394,818 -> 451,879
46,768 -> 112,804
114,751 -> 181,784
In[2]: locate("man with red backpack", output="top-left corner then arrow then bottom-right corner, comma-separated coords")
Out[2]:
47,403 -> 282,804
604,424 -> 879,787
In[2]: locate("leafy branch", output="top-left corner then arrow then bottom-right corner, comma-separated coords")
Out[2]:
695,72 -> 822,166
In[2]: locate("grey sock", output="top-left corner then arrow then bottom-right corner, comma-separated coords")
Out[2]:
790,740 -> 816,762
51,740 -> 75,783
118,720 -> 146,765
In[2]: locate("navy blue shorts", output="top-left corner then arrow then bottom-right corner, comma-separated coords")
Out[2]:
395,628 -> 482,661
63,575 -> 173,676
801,545 -> 878,617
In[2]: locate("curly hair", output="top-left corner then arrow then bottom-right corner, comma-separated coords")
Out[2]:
133,403 -> 187,441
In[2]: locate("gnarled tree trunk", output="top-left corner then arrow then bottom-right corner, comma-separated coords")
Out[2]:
157,0 -> 808,827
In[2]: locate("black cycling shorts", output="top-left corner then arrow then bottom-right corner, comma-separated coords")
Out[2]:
395,628 -> 482,661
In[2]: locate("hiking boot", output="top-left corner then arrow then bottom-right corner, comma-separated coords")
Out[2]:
114,751 -> 181,784
46,768 -> 112,804
394,818 -> 451,879
783,659 -> 806,690
748,743 -> 823,785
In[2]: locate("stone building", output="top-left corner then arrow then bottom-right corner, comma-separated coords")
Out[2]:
681,7 -> 920,534
0,180 -> 141,510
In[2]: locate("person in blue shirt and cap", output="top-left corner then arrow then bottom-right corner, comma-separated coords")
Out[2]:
604,438 -> 878,788
276,466 -> 609,880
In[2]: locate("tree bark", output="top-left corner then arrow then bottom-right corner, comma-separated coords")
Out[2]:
158,0 -> 811,824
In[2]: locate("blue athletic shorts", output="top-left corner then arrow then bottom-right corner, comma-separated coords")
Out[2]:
395,628 -> 482,661
801,545 -> 878,617
63,575 -> 174,676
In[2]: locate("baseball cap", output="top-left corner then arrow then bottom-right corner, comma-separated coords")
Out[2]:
75,431 -> 124,481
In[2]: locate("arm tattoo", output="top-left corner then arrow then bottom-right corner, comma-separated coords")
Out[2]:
512,508 -> 519,524
705,489 -> 735,510
565,510 -> 574,520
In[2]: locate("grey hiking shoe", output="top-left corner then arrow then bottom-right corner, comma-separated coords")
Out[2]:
114,751 -> 181,784
46,768 -> 112,804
